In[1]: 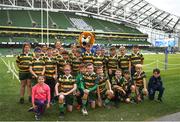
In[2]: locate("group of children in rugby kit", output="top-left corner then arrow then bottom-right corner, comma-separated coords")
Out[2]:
16,41 -> 165,120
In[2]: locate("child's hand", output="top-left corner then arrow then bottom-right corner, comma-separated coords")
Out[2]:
143,88 -> 148,96
110,90 -> 114,94
84,89 -> 89,94
108,69 -> 112,74
53,75 -> 57,80
33,104 -> 37,109
46,103 -> 50,109
63,92 -> 68,96
76,91 -> 80,96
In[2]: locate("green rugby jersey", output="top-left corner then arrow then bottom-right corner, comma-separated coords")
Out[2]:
76,72 -> 84,89
16,53 -> 33,73
58,74 -> 76,94
44,56 -> 57,78
30,57 -> 45,76
130,52 -> 144,66
82,51 -> 94,64
118,55 -> 130,71
133,71 -> 146,87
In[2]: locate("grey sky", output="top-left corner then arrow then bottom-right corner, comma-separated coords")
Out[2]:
146,0 -> 180,16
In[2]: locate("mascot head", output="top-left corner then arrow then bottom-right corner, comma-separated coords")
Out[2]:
78,31 -> 95,48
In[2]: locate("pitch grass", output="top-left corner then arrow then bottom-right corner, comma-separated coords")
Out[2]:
0,54 -> 180,121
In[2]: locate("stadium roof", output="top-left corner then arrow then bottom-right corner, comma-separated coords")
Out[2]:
0,0 -> 180,33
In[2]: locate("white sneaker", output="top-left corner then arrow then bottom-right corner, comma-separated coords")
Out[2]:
82,108 -> 88,116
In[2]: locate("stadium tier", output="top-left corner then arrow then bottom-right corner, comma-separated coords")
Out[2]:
0,10 -> 143,33
0,10 -> 150,45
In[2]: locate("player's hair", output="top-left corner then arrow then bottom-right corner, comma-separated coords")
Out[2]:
47,47 -> 53,51
55,40 -> 62,46
86,63 -> 94,67
115,68 -> 122,72
119,46 -> 126,50
153,68 -> 160,74
79,63 -> 85,68
64,64 -> 71,70
123,70 -> 130,74
38,75 -> 46,81
22,42 -> 31,53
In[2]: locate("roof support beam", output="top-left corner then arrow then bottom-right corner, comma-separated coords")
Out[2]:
151,11 -> 165,22
131,0 -> 143,8
126,3 -> 149,19
139,10 -> 158,23
173,18 -> 180,29
161,14 -> 170,22
131,7 -> 152,21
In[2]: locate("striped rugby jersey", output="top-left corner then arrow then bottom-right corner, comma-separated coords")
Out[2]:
58,74 -> 76,94
97,73 -> 109,93
111,76 -> 126,88
83,72 -> 98,90
118,55 -> 130,71
82,51 -> 94,64
71,57 -> 82,75
106,54 -> 119,71
57,54 -> 71,74
44,56 -> 57,78
16,53 -> 33,72
30,57 -> 45,76
93,54 -> 105,69
133,71 -> 146,87
130,52 -> 144,66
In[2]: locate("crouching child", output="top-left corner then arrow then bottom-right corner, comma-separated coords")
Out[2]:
31,75 -> 50,120
55,64 -> 77,119
148,68 -> 165,102
133,64 -> 148,102
96,66 -> 114,108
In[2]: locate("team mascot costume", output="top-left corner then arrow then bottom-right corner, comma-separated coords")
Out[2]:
78,31 -> 97,53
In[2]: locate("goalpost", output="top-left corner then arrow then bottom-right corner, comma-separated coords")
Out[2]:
41,0 -> 49,46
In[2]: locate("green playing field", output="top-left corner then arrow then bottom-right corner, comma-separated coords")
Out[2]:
0,54 -> 180,121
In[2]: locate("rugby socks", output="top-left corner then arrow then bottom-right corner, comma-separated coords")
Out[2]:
104,98 -> 110,105
82,99 -> 87,108
59,104 -> 64,113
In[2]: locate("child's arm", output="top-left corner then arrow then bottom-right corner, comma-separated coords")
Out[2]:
42,66 -> 45,75
29,66 -> 38,78
54,64 -> 58,80
128,60 -> 131,73
32,87 -> 36,108
143,78 -> 148,95
88,78 -> 98,92
80,79 -> 85,90
64,84 -> 77,95
116,86 -> 126,94
106,79 -> 113,92
97,85 -> 101,100
47,85 -> 51,107
55,82 -> 60,96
